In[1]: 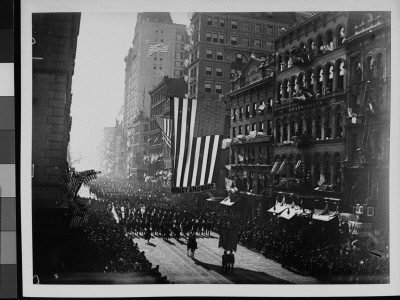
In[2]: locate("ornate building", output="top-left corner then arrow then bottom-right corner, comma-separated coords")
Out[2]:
225,56 -> 275,216
272,12 -> 350,209
342,12 -> 390,232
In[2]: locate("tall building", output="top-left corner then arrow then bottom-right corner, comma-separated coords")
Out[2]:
342,12 -> 390,232
186,12 -> 306,138
271,12 -> 350,213
99,121 -> 124,178
225,56 -> 275,216
122,12 -> 188,179
147,76 -> 187,176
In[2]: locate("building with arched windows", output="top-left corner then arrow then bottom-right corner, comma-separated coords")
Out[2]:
342,11 -> 390,233
272,12 -> 349,208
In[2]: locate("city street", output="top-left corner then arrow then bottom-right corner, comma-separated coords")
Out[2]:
134,232 -> 321,284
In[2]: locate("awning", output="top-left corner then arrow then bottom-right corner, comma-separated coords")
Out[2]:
312,213 -> 337,221
270,161 -> 281,174
220,197 -> 236,206
277,159 -> 288,174
279,207 -> 296,220
348,221 -> 373,236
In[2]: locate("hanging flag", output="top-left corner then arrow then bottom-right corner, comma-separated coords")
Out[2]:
146,42 -> 169,57
318,175 -> 325,186
170,97 -> 222,193
68,169 -> 100,197
153,115 -> 172,150
277,159 -> 288,174
351,116 -> 357,124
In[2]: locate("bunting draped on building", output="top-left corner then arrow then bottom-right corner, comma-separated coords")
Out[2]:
69,202 -> 89,228
68,169 -> 100,198
170,97 -> 221,193
153,115 -> 172,150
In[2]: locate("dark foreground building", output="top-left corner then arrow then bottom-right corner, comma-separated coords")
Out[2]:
32,13 -> 81,274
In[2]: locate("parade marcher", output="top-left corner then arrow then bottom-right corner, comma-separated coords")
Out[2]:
221,251 -> 228,273
144,227 -> 152,244
227,250 -> 235,273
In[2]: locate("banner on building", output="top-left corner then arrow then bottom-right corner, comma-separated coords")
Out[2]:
218,229 -> 239,252
170,97 -> 222,193
171,183 -> 216,194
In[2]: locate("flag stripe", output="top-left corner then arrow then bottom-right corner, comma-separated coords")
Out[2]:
182,100 -> 197,187
190,137 -> 200,186
196,137 -> 207,186
200,136 -> 211,185
176,98 -> 187,186
208,135 -> 220,184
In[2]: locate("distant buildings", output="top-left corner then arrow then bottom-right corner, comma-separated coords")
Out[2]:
99,122 -> 123,178
121,12 -> 188,179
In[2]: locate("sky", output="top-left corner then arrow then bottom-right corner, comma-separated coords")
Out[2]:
70,12 -> 190,170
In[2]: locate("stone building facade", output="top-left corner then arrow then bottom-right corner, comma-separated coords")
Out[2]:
32,13 -> 80,208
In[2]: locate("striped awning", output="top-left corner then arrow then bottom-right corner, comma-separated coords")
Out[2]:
270,161 -> 281,174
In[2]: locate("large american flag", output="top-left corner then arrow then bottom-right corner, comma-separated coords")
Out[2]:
170,97 -> 221,191
146,42 -> 169,57
153,115 -> 172,150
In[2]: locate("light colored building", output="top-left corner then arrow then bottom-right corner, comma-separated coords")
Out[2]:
122,12 -> 188,179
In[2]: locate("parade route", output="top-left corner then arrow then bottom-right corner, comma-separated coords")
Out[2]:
134,232 -> 321,284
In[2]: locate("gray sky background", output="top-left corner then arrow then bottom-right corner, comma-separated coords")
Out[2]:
70,12 -> 190,170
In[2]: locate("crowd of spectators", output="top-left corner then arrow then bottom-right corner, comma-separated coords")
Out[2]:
67,177 -> 389,284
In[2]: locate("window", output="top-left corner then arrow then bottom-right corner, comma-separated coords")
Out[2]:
215,83 -> 222,94
216,67 -> 222,76
219,18 -> 225,28
205,66 -> 212,75
243,37 -> 250,47
255,23 -> 261,33
231,19 -> 238,30
246,105 -> 250,118
232,108 -> 237,120
193,33 -> 199,44
259,122 -> 264,132
212,33 -> 218,43
232,127 -> 236,137
205,82 -> 212,93
231,36 -> 238,45
337,61 -> 345,90
174,70 -> 183,76
245,125 -> 250,135
254,39 -> 261,48
206,49 -> 213,59
206,32 -> 212,42
216,51 -> 223,60
243,21 -> 250,31
176,34 -> 183,41
153,65 -> 157,70
266,25 -> 274,35
327,65 -> 334,92
252,103 -> 257,116
238,126 -> 242,135
266,41 -> 272,50
175,52 -> 183,59
207,16 -> 212,26
213,17 -> 219,27
159,66 -> 162,70
239,107 -> 243,119
190,66 -> 197,77
219,33 -> 225,44
154,56 -> 157,60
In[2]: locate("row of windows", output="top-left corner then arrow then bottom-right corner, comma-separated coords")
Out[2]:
277,25 -> 346,71
204,82 -> 223,94
277,59 -> 346,99
205,31 -> 273,49
232,121 -> 273,137
205,49 -> 224,60
205,15 -> 275,35
275,106 -> 345,142
232,100 -> 273,120
205,66 -> 223,77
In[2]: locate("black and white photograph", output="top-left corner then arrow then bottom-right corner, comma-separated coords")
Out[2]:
20,0 -> 400,297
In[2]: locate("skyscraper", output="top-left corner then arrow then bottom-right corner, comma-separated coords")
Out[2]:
122,12 -> 188,179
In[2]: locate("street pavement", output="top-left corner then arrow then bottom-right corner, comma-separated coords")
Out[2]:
134,232 -> 321,284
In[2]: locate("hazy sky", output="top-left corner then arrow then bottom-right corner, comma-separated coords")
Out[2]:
70,12 -> 190,170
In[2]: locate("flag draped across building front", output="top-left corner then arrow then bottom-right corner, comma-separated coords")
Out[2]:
154,115 -> 172,150
68,169 -> 100,197
170,97 -> 221,193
